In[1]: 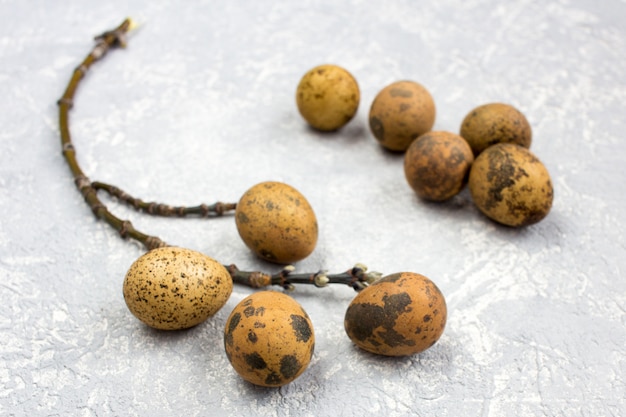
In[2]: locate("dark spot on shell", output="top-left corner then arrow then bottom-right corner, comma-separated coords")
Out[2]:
345,292 -> 415,348
265,372 -> 282,386
244,352 -> 267,370
254,321 -> 266,328
280,355 -> 302,379
484,148 -> 518,210
237,212 -> 250,224
225,313 -> 241,346
265,201 -> 275,211
423,314 -> 432,322
370,116 -> 384,141
290,314 -> 312,342
248,331 -> 258,343
448,147 -> 467,167
243,306 -> 255,318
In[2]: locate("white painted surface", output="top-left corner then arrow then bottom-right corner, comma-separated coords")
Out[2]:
1,1 -> 625,415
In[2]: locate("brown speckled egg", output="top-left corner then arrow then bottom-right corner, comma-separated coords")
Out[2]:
344,272 -> 447,356
460,102 -> 532,156
404,131 -> 474,201
468,143 -> 553,227
296,64 -> 360,131
224,291 -> 315,387
369,80 -> 436,152
123,247 -> 233,330
235,181 -> 318,264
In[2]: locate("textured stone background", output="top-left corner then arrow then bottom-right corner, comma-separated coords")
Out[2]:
1,0 -> 625,416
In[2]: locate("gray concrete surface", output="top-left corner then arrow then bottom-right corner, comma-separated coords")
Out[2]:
1,0 -> 625,416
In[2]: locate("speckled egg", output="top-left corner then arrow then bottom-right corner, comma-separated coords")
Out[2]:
224,291 -> 315,387
123,247 -> 233,330
296,64 -> 360,131
235,181 -> 318,264
468,143 -> 553,227
344,272 -> 447,357
404,131 -> 474,201
460,102 -> 532,156
369,80 -> 436,152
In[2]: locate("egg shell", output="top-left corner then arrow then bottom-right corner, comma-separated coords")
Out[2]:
404,131 -> 474,201
344,272 -> 447,356
369,80 -> 436,152
224,291 -> 315,387
235,181 -> 318,264
460,102 -> 532,156
123,247 -> 233,330
296,64 -> 360,131
468,143 -> 553,227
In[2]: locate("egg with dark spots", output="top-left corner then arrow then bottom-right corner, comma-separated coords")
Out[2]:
404,131 -> 474,201
460,102 -> 532,156
123,247 -> 233,330
296,64 -> 360,131
224,291 -> 315,387
235,181 -> 318,264
368,80 -> 436,152
468,143 -> 553,227
344,272 -> 447,356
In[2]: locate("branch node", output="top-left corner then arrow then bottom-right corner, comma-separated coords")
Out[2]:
74,64 -> 88,78
74,175 -> 91,191
145,236 -> 168,250
249,271 -> 272,288
94,21 -> 130,49
118,220 -> 133,238
90,202 -> 106,216
57,97 -> 74,109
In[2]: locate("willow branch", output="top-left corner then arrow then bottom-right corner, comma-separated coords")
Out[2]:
58,19 -> 382,291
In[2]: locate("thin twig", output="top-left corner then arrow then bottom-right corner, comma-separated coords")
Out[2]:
58,18 -> 167,250
92,181 -> 237,217
227,263 -> 382,291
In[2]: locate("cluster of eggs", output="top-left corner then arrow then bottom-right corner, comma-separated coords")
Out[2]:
122,63 -> 557,388
124,245 -> 446,387
296,64 -> 554,228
